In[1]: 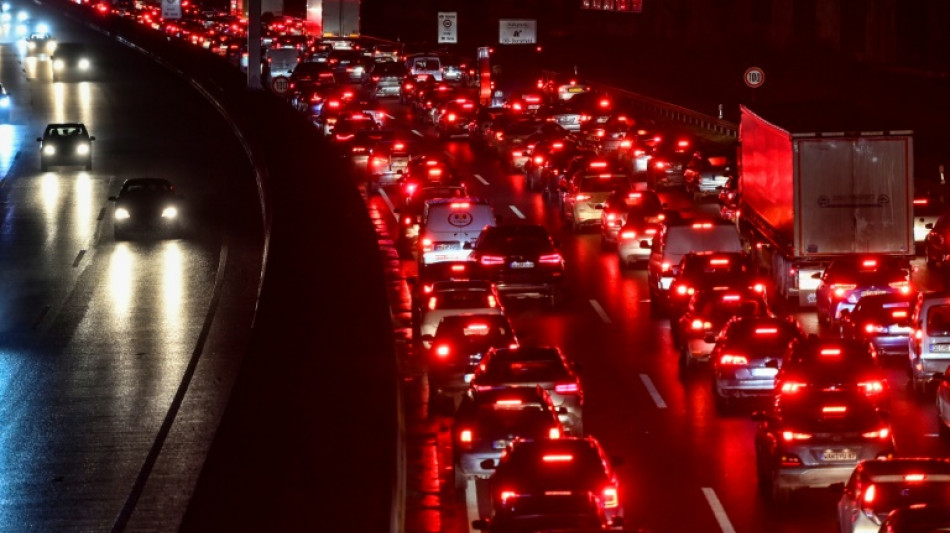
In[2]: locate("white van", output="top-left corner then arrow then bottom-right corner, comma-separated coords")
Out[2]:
647,219 -> 744,309
406,54 -> 442,82
909,291 -> 950,394
419,198 -> 495,265
266,47 -> 301,80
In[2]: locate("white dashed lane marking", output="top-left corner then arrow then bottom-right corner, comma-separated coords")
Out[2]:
589,299 -> 611,324
473,173 -> 490,186
509,205 -> 525,219
702,487 -> 737,533
639,374 -> 667,409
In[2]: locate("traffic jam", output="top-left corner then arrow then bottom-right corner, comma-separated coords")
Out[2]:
73,3 -> 950,531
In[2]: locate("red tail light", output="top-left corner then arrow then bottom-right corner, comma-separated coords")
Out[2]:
889,281 -> 911,294
691,319 -> 712,330
574,194 -> 591,202
451,264 -> 467,273
449,202 -> 470,208
533,155 -> 544,164
548,427 -> 561,439
820,348 -> 842,357
500,490 -> 517,504
402,216 -> 413,226
446,113 -> 457,122
754,327 -> 778,335
542,454 -> 573,462
427,296 -> 437,310
620,139 -> 632,148
602,486 -> 619,508
654,161 -> 669,170
459,429 -> 473,443
718,354 -> 748,365
780,381 -> 807,394
781,431 -> 813,441
552,142 -> 564,149
435,344 -> 450,358
620,230 -> 636,239
512,150 -> 524,157
822,405 -> 848,415
857,380 -> 885,395
832,283 -> 856,297
421,237 -> 433,252
599,98 -> 610,108
589,161 -> 608,169
554,382 -> 579,394
487,295 -> 497,308
539,253 -> 562,264
480,255 -> 505,266
862,428 -> 890,439
862,484 -> 877,505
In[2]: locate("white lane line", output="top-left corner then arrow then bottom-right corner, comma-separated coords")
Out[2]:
702,487 -> 737,533
466,478 -> 479,533
639,374 -> 667,409
378,188 -> 398,221
473,173 -> 490,186
443,149 -> 456,160
509,205 -> 526,219
925,433 -> 940,437
385,113 -> 395,119
411,129 -> 424,137
589,299 -> 611,324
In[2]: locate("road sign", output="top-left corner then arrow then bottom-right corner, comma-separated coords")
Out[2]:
161,0 -> 181,20
438,12 -> 457,44
744,67 -> 765,88
499,19 -> 537,45
271,76 -> 290,95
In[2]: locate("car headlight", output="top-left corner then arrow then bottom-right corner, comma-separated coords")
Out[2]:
46,41 -> 56,52
78,58 -> 90,70
161,206 -> 178,219
26,41 -> 35,50
0,96 -> 9,108
53,59 -> 64,71
115,207 -> 130,220
76,143 -> 89,155
42,144 -> 55,156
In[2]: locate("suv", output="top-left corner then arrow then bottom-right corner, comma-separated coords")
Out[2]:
908,290 -> 950,395
469,224 -> 566,306
560,163 -> 630,232
646,219 -> 744,313
814,256 -> 913,327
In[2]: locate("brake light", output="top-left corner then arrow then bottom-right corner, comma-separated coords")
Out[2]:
832,283 -> 856,297
459,429 -> 472,443
500,490 -> 517,504
691,319 -> 712,330
487,295 -> 497,308
864,323 -> 882,334
435,344 -> 450,358
542,454 -> 573,462
548,427 -> 561,439
661,262 -> 671,272
539,253 -> 562,264
427,296 -> 437,310
533,155 -> 544,164
857,380 -> 885,395
753,282 -> 766,293
677,139 -> 690,148
620,139 -> 632,148
495,399 -> 522,406
721,294 -> 741,302
602,486 -> 619,508
449,202 -> 470,209
446,113 -> 457,122
709,258 -> 730,266
335,133 -> 355,141
480,255 -> 505,266
780,381 -> 808,394
552,142 -> 564,149
782,431 -> 812,441
428,168 -> 443,177
904,474 -> 926,482
620,230 -> 636,239
862,428 -> 890,439
691,222 -> 713,229
644,228 -> 657,236
654,161 -> 669,170
423,283 -> 434,294
394,142 -> 405,150
719,354 -> 748,365
589,161 -> 608,169
402,216 -> 413,226
863,484 -> 877,505
889,281 -> 911,294
512,150 -> 523,157
674,284 -> 692,296
913,198 -> 928,205
554,382 -> 579,394
599,98 -> 610,108
892,310 -> 908,319
328,99 -> 340,108
862,259 -> 878,268
575,194 -> 591,202
451,264 -> 467,272
822,405 -> 848,414
820,348 -> 842,357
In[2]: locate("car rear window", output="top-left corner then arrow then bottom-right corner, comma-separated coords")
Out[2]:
666,226 -> 742,255
863,479 -> 950,514
435,290 -> 491,309
927,305 -> 950,336
484,359 -> 568,383
578,176 -> 626,192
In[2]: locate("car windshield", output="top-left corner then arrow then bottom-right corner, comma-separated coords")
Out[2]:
478,227 -> 553,254
854,297 -> 911,325
577,175 -> 626,192
482,357 -> 568,383
123,181 -> 171,194
46,125 -> 85,137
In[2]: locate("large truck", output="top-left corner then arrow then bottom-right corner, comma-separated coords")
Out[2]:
322,0 -> 360,37
737,105 -> 914,306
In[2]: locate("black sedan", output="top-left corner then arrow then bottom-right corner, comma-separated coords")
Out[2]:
37,123 -> 95,171
51,42 -> 92,81
109,178 -> 182,240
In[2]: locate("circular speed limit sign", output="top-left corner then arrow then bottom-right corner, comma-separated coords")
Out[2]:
271,76 -> 290,94
744,67 -> 765,89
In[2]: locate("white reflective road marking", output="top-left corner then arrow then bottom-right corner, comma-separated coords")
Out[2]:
411,129 -> 424,137
639,374 -> 667,409
385,113 -> 395,119
925,433 -> 940,437
378,188 -> 397,221
702,487 -> 736,533
473,173 -> 489,186
466,478 -> 479,533
589,299 -> 611,324
509,205 -> 525,219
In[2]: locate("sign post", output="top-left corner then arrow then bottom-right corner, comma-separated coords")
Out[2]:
438,12 -> 457,44
162,0 -> 181,19
498,19 -> 537,45
743,67 -> 765,89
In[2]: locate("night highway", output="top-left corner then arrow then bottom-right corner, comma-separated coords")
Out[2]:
2,1 -> 950,532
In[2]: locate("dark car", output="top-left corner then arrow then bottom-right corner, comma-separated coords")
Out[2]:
683,150 -> 736,201
599,189 -> 666,248
667,251 -> 764,320
364,61 -> 407,99
753,390 -> 895,505
37,122 -> 95,171
839,293 -> 914,357
674,287 -> 771,370
814,255 -> 913,326
924,210 -> 950,268
646,146 -> 694,189
470,224 -> 566,306
51,42 -> 92,81
775,337 -> 889,406
108,178 -> 182,240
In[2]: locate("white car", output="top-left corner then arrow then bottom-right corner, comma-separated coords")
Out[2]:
418,280 -> 503,348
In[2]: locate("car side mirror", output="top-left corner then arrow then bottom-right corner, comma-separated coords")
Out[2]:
639,240 -> 650,249
811,272 -> 822,280
471,519 -> 489,530
828,482 -> 845,494
927,223 -> 935,230
89,136 -> 96,141
420,334 -> 433,343
108,196 -> 117,202
479,458 -> 496,470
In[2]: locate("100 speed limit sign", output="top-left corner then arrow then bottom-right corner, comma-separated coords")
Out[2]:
744,67 -> 765,88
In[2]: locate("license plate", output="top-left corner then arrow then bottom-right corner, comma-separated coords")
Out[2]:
751,368 -> 778,378
528,104 -> 540,110
822,449 -> 857,462
931,344 -> 950,352
862,290 -> 887,297
493,440 -> 508,450
567,87 -> 584,93
510,261 -> 535,269
558,117 -> 577,124
435,243 -> 457,251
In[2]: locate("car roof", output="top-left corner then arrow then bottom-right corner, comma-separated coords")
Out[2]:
856,457 -> 950,478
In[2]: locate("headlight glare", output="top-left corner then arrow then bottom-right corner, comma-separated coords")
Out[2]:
76,143 -> 89,155
0,96 -> 9,108
115,207 -> 130,220
161,207 -> 178,219
78,58 -> 90,69
42,145 -> 55,156
53,59 -> 64,70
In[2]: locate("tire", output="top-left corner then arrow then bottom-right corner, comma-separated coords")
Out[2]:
454,459 -> 467,492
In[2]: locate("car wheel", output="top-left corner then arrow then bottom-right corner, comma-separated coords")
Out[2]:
770,476 -> 791,507
453,459 -> 467,492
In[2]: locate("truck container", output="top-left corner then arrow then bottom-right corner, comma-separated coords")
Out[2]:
737,105 -> 914,306
322,0 -> 360,37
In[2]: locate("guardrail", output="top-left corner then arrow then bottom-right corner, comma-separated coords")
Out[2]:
542,69 -> 738,139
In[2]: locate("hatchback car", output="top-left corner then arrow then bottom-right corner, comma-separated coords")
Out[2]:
666,251 -> 764,321
775,337 -> 888,407
51,42 -> 92,81
364,61 -> 406,99
484,436 -> 623,528
835,457 -> 950,533
683,151 -> 735,201
418,280 -> 503,346
675,287 -> 771,370
473,346 -> 584,435
710,315 -> 804,411
109,178 -> 182,240
754,391 -> 895,505
839,293 -> 914,358
814,256 -> 913,327
599,189 -> 666,248
560,164 -> 630,232
470,224 -> 566,306
37,123 -> 95,171
452,387 -> 563,489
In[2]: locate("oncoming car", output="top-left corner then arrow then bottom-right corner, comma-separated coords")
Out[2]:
108,178 -> 182,240
51,42 -> 92,81
25,31 -> 56,56
37,122 -> 95,171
